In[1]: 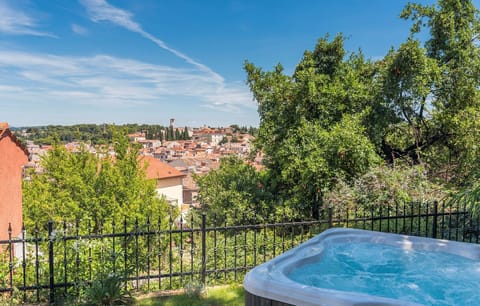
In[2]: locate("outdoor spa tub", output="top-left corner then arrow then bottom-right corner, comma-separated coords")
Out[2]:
243,228 -> 480,306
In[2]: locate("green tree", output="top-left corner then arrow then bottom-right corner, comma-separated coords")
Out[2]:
244,34 -> 380,217
194,156 -> 273,224
400,0 -> 480,184
23,129 -> 170,231
376,39 -> 440,164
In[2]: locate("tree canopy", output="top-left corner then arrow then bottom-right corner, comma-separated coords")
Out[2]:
198,0 -> 480,219
23,129 -> 170,231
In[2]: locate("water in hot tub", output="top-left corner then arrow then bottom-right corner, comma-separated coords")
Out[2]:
287,242 -> 480,305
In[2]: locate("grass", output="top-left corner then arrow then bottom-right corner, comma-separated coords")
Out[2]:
135,285 -> 245,306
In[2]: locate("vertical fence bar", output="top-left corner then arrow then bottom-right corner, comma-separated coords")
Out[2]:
290,213 -> 295,248
147,218 -> 151,290
425,203 -> 429,237
441,203 -> 445,239
88,220 -> 92,283
345,209 -> 349,229
417,202 -> 421,236
168,214 -> 172,289
362,206 -> 366,229
112,220 -> 116,275
272,214 -> 276,258
21,224 -> 27,303
455,200 -> 460,240
224,216 -> 227,280
353,206 -> 358,229
75,220 -> 80,298
8,224 -> 13,298
379,206 -> 383,232
243,213 -> 247,273
189,215 -> 194,283
34,226 -> 40,303
462,202 -> 467,242
282,209 -> 286,253
371,206 -> 374,231
123,218 -> 128,291
179,215 -> 183,287
432,201 -> 438,239
135,219 -> 139,289
409,202 -> 414,235
213,213 -> 218,285
63,221 -> 67,298
395,202 -> 398,233
253,214 -> 257,267
476,213 -> 479,244
233,211 -> 238,281
448,209 -> 452,240
157,216 -> 162,290
387,205 -> 390,233
100,224 -> 104,269
201,213 -> 207,287
263,219 -> 268,262
48,221 -> 55,305
328,207 -> 333,228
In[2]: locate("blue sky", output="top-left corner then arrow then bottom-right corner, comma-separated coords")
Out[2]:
0,0 -> 465,127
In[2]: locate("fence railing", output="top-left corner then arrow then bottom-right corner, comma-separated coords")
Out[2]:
0,201 -> 477,304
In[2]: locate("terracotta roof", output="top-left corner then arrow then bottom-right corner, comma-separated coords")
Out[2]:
0,122 -> 29,157
140,156 -> 185,180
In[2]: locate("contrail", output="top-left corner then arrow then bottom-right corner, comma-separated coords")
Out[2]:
79,0 -> 224,84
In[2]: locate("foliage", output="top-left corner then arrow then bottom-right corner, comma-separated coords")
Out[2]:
237,0 -> 480,218
449,181 -> 480,216
244,36 -> 381,217
325,165 -> 448,214
22,128 -> 171,231
194,156 -> 274,224
278,115 -> 381,217
399,0 -> 480,184
15,123 -> 191,145
83,272 -> 134,306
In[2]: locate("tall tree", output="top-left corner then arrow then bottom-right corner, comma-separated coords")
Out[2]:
245,34 -> 380,217
401,0 -> 480,183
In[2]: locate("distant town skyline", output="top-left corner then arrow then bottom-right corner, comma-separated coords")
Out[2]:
1,0 -> 465,127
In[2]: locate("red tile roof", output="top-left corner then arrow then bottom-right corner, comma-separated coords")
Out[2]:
0,122 -> 29,157
140,156 -> 185,180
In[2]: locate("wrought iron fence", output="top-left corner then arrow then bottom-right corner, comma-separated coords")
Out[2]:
0,201 -> 477,304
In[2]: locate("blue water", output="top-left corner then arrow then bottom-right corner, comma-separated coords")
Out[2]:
287,242 -> 480,305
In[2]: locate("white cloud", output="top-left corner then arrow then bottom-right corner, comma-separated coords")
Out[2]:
0,1 -> 55,37
79,0 -> 223,83
72,24 -> 88,35
0,50 -> 255,111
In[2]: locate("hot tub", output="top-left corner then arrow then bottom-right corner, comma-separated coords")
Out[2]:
243,228 -> 480,306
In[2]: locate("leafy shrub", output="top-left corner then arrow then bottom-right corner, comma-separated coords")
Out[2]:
83,273 -> 134,306
325,164 -> 448,213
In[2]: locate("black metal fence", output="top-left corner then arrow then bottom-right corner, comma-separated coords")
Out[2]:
0,201 -> 477,304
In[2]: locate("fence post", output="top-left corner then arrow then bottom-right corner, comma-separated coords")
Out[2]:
328,207 -> 333,228
8,224 -> 13,298
201,213 -> 207,287
432,201 -> 438,239
48,221 -> 55,305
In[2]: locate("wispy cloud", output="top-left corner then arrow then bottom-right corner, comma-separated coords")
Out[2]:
72,23 -> 88,35
79,0 -> 223,83
0,1 -> 55,37
0,50 -> 254,111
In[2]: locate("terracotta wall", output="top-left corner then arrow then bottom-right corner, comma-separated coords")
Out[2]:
0,136 -> 28,240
